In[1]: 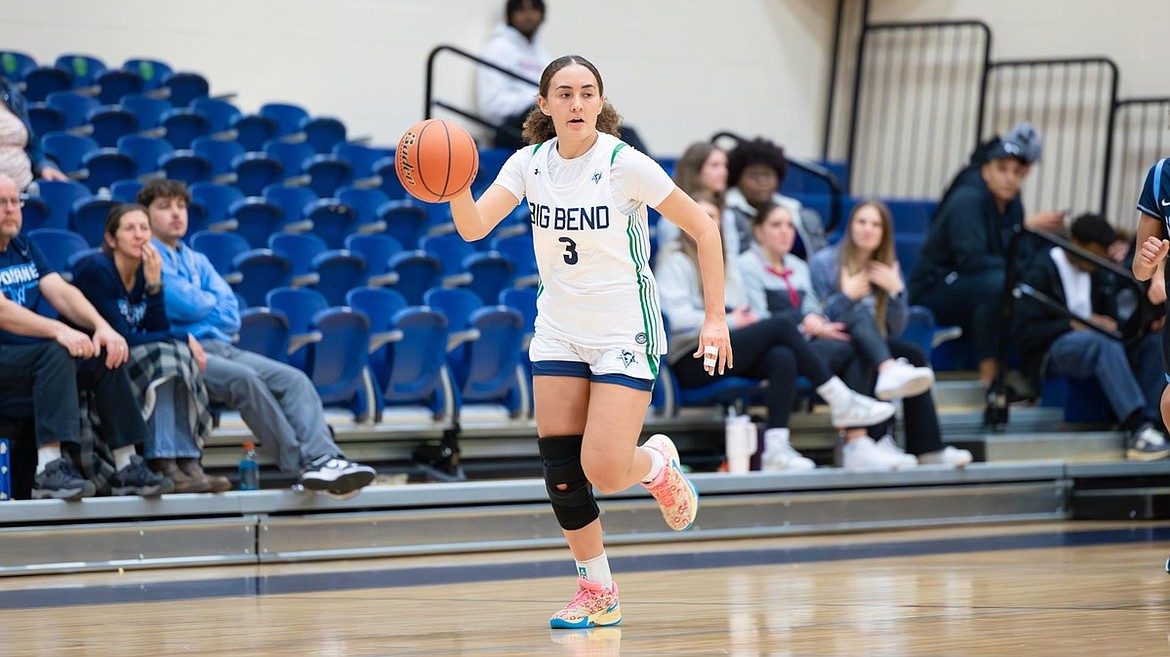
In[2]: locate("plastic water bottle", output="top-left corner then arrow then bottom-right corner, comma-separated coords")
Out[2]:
724,410 -> 757,474
238,442 -> 259,491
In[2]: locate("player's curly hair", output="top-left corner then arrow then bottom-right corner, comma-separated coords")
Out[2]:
522,55 -> 623,145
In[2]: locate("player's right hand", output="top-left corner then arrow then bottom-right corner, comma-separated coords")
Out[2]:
1138,236 -> 1170,270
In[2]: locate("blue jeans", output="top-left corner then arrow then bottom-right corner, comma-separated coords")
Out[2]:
1046,331 -> 1143,423
143,377 -> 202,459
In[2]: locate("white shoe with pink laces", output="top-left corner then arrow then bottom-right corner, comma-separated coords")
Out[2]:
640,434 -> 699,531
550,578 -> 621,629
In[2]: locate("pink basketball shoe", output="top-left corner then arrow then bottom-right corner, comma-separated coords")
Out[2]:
641,434 -> 699,531
550,578 -> 621,629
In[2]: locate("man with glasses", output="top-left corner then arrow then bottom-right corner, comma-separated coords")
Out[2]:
0,173 -> 172,499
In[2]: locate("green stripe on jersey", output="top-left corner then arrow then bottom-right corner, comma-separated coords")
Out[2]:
624,213 -> 661,359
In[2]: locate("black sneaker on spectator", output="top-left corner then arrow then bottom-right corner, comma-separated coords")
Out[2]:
299,455 -> 376,494
32,458 -> 97,500
1126,425 -> 1170,461
110,455 -> 176,496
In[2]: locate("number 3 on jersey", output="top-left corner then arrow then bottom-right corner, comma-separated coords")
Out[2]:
558,236 -> 579,265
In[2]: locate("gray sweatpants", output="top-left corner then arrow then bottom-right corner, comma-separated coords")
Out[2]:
200,340 -> 340,475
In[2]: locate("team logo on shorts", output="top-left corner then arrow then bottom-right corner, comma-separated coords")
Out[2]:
620,349 -> 636,368
635,332 -> 647,345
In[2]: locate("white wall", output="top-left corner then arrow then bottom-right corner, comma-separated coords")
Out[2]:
4,1 -> 1163,159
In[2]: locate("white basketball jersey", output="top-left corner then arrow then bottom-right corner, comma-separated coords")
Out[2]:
521,133 -> 667,355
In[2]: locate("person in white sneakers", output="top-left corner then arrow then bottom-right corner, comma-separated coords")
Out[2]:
658,193 -> 896,473
810,200 -> 973,469
738,202 -> 942,471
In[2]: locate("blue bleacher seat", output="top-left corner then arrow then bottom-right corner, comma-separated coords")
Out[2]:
27,228 -> 89,281
95,68 -> 145,105
231,151 -> 283,196
80,148 -> 136,193
41,132 -> 98,175
378,200 -> 428,249
263,140 -> 315,179
378,306 -> 453,421
70,196 -> 120,247
336,186 -> 388,232
372,155 -> 408,200
463,251 -> 516,306
188,181 -> 243,228
0,50 -> 37,84
387,250 -> 442,305
232,249 -> 292,308
35,180 -> 88,230
347,287 -> 409,336
123,58 -> 174,91
499,286 -> 536,334
333,142 -> 392,183
86,105 -> 138,147
44,91 -> 97,130
260,102 -> 309,138
161,108 -> 210,148
55,54 -> 107,88
305,307 -> 378,421
304,198 -> 358,249
22,66 -> 73,102
26,103 -> 65,138
191,97 -> 242,137
228,196 -> 283,248
267,287 -> 329,371
117,134 -> 173,178
231,114 -> 279,151
109,179 -> 144,204
159,149 -> 212,185
17,195 -> 50,232
262,184 -> 316,232
885,199 -> 938,235
119,92 -> 171,131
310,250 -> 367,306
191,136 -> 245,181
420,233 -> 474,287
490,233 -> 537,286
302,116 -> 347,154
269,232 -> 327,286
162,71 -> 209,107
190,230 -> 251,279
345,233 -> 403,286
236,307 -> 290,363
304,154 -> 353,197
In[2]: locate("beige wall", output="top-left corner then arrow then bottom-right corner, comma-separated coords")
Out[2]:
4,1 -> 1162,159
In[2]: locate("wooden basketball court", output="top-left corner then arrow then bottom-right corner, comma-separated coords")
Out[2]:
2,520 -> 1168,655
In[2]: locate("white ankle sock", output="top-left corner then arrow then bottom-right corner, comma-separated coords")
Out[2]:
816,376 -> 853,408
36,445 -> 62,474
763,428 -> 791,453
113,445 -> 135,471
640,446 -> 665,483
577,552 -> 613,588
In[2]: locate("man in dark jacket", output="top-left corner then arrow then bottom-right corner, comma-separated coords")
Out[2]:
1015,213 -> 1168,460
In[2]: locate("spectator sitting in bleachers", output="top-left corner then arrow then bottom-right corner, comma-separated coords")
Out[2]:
908,136 -> 1060,419
73,203 -> 231,492
0,76 -> 68,191
656,142 -> 739,256
736,201 -> 929,471
0,173 -> 173,499
138,178 -> 376,495
810,199 -> 973,467
724,137 -> 825,260
1016,213 -> 1169,461
657,193 -> 897,472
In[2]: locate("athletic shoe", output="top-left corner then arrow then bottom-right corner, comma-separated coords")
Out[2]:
640,434 -> 699,531
110,455 -> 175,496
550,578 -> 621,629
874,358 -> 935,400
299,455 -> 376,494
1126,426 -> 1170,461
842,436 -> 915,471
917,445 -> 974,468
32,458 -> 96,500
761,443 -> 816,472
829,392 -> 896,429
875,435 -> 920,468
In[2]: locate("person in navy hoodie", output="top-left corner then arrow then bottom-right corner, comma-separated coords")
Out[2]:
73,203 -> 230,493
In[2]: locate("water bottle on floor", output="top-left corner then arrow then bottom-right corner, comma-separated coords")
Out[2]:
238,442 -> 259,491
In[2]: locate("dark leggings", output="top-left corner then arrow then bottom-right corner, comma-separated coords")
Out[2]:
673,315 -> 853,429
914,269 -> 1005,360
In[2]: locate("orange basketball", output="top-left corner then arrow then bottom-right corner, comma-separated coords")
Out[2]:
395,119 -> 479,203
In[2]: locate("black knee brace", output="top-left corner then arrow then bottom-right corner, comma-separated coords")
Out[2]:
538,434 -> 598,531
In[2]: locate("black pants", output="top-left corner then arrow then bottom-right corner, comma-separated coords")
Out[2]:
914,269 -> 1004,360
673,316 -> 860,429
0,341 -> 147,449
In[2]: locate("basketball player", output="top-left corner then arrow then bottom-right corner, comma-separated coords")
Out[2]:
448,54 -> 732,627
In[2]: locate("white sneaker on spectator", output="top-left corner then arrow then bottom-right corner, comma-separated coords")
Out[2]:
842,436 -> 915,471
829,392 -> 896,429
761,443 -> 816,472
874,358 -> 935,400
1127,425 -> 1170,461
917,445 -> 974,467
875,435 -> 919,468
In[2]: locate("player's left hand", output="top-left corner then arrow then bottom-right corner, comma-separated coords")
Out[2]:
695,317 -> 733,376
